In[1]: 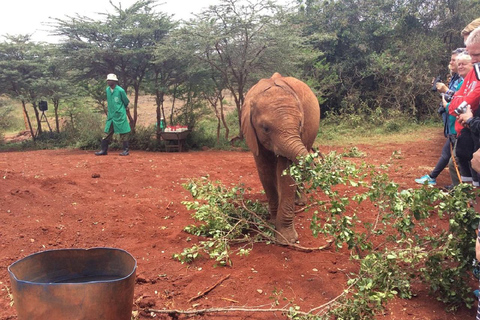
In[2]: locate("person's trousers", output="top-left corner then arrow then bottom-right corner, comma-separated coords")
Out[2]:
103,125 -> 128,143
449,138 -> 478,185
430,138 -> 451,179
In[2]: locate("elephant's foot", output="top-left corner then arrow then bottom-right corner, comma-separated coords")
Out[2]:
275,225 -> 298,245
295,191 -> 307,207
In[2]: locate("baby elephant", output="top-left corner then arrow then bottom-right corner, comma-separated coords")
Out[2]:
241,73 -> 320,244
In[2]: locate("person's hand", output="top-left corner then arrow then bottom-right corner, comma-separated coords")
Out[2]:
457,105 -> 473,126
436,82 -> 448,93
472,149 -> 480,173
441,97 -> 447,107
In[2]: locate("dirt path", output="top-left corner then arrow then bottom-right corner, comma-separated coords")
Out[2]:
0,131 -> 475,319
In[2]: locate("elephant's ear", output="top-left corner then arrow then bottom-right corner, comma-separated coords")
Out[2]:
241,99 -> 259,156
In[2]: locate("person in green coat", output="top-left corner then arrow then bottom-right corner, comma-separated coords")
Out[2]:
95,73 -> 131,156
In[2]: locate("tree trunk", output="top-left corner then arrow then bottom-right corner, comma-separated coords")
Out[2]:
21,101 -> 35,142
54,99 -> 60,133
219,99 -> 229,140
155,91 -> 165,142
32,102 -> 42,136
227,87 -> 243,141
169,84 -> 178,124
69,111 -> 75,130
131,85 -> 140,133
22,108 -> 29,131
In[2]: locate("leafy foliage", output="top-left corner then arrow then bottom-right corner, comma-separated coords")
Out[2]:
296,0 -> 480,119
177,150 -> 480,318
174,177 -> 271,266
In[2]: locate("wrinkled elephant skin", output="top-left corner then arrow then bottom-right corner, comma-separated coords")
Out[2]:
241,73 -> 320,244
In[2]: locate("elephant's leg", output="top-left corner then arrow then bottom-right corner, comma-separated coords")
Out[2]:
253,152 -> 278,222
275,156 -> 298,244
295,188 -> 307,207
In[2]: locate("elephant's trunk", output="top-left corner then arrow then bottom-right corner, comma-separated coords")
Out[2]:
275,137 -> 309,164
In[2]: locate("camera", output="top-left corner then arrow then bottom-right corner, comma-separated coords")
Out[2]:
454,101 -> 469,115
443,89 -> 455,102
432,76 -> 442,92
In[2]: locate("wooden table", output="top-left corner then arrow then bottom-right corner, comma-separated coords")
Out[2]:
160,130 -> 190,152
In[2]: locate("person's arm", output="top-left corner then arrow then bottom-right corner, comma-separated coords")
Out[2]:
451,70 -> 480,115
458,105 -> 480,134
120,89 -> 130,109
436,82 -> 448,93
468,117 -> 480,135
442,96 -> 447,108
472,149 -> 480,174
449,96 -> 464,116
477,238 -> 480,261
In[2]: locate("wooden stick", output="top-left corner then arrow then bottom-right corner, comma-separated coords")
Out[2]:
188,274 -> 231,302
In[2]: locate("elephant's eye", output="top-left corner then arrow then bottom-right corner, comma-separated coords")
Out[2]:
261,125 -> 270,134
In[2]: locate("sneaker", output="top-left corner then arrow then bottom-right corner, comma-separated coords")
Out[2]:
474,264 -> 480,280
415,174 -> 437,185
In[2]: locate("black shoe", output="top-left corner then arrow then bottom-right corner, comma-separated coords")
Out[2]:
119,141 -> 129,156
443,184 -> 454,191
95,140 -> 109,156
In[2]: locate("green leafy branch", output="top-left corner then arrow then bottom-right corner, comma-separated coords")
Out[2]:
288,150 -> 480,314
174,177 -> 272,266
174,148 -> 480,318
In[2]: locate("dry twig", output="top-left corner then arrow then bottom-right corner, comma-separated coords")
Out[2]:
144,282 -> 350,318
188,274 -> 231,302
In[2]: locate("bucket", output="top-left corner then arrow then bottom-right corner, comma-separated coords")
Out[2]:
8,247 -> 137,320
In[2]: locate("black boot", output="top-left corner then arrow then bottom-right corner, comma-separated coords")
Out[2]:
119,141 -> 129,156
95,139 -> 109,156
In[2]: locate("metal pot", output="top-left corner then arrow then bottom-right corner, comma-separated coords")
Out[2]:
8,247 -> 137,320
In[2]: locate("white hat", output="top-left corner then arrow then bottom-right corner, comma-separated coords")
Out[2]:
106,73 -> 118,81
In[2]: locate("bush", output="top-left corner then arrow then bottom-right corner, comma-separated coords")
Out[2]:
62,110 -> 104,149
129,125 -> 159,151
0,101 -> 24,135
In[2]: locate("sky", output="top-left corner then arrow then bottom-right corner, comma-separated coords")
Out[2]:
0,0 -> 221,43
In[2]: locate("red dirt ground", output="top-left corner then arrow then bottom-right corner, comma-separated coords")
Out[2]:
0,130 -> 477,320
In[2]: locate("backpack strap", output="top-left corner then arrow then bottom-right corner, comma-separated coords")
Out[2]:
475,63 -> 480,81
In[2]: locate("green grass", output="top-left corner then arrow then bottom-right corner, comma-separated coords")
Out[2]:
316,118 -> 442,146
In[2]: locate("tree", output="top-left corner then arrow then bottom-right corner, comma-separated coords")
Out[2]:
38,45 -> 77,133
295,0 -> 480,118
146,34 -> 190,141
179,0 -> 305,139
52,0 -> 175,132
0,35 -> 49,141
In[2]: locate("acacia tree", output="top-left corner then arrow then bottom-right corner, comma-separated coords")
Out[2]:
0,35 -> 49,140
146,35 -> 191,141
202,68 -> 230,142
52,0 -> 175,132
180,0 -> 304,140
39,45 -> 76,133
